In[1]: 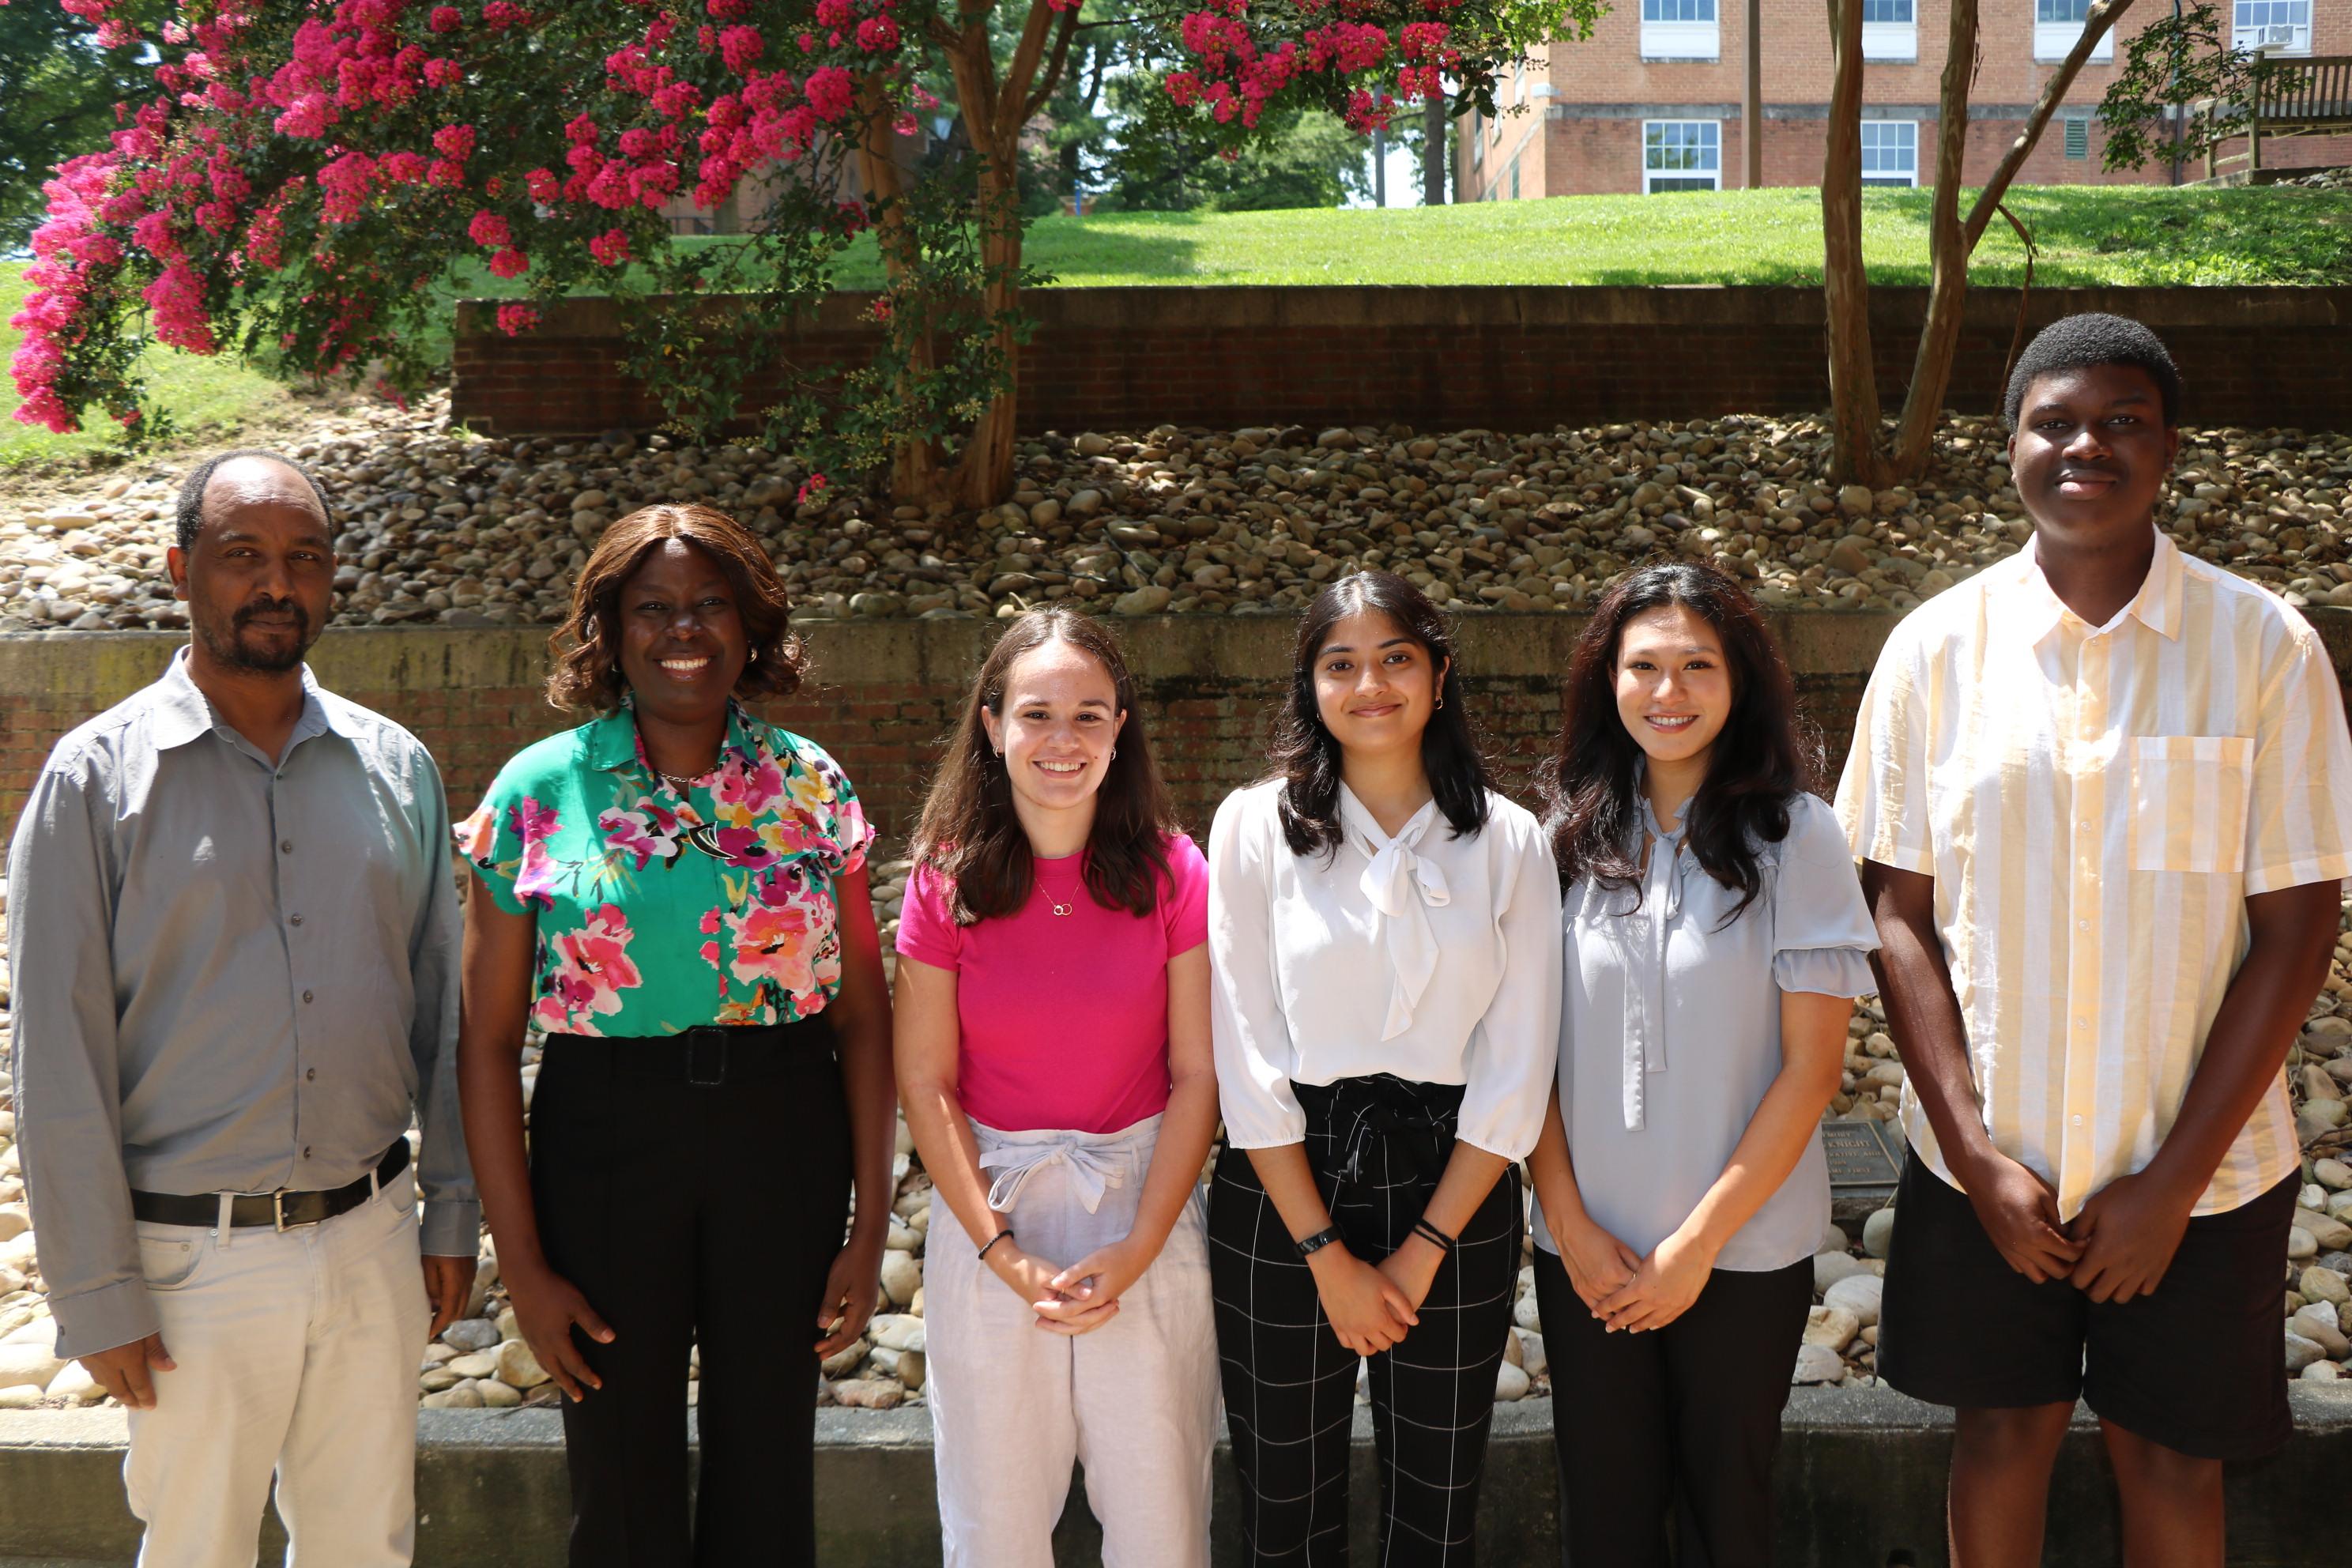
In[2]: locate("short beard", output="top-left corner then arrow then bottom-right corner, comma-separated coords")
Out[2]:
195,600 -> 315,673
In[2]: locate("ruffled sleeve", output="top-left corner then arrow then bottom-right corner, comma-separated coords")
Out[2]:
457,747 -> 565,915
1454,799 -> 1565,1159
1770,795 -> 1879,997
786,731 -> 876,878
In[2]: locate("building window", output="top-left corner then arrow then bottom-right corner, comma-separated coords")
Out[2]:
1470,113 -> 1484,168
2234,0 -> 2312,54
1641,0 -> 1719,60
2034,0 -> 2115,62
1860,0 -> 1917,60
1508,158 -> 1521,200
1644,120 -> 1721,192
1860,121 -> 1918,187
2063,115 -> 2090,159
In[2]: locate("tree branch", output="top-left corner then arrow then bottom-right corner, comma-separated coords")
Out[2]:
1962,0 -> 2138,251
1022,6 -> 1084,127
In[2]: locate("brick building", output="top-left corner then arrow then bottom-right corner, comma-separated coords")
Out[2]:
1459,0 -> 2352,199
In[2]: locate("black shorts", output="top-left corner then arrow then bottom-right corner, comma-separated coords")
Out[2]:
1876,1155 -> 2297,1461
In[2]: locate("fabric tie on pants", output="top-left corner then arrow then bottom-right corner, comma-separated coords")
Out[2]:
1295,1074 -> 1461,1192
978,1135 -> 1133,1216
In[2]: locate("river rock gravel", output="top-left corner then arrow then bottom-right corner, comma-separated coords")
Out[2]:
2,392 -> 2350,631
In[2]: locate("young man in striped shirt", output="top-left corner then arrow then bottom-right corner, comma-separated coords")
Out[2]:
1838,314 -> 2352,1566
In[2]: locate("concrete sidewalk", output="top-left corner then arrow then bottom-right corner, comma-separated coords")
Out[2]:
3,1387 -> 2348,1566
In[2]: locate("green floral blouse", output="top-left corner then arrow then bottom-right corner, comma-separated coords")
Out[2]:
459,699 -> 874,1037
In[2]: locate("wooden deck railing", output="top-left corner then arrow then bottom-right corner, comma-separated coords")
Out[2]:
2202,55 -> 2352,177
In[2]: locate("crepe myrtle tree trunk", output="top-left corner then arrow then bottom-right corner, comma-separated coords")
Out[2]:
1424,96 -> 1447,204
1822,0 -> 2138,486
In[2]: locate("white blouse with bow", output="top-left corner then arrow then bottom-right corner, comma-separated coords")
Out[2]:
1206,777 -> 1565,1159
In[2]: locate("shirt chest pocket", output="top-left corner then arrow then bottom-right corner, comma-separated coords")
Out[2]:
2126,735 -> 2253,875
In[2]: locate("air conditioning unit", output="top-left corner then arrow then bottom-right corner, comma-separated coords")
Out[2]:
2260,24 -> 2297,45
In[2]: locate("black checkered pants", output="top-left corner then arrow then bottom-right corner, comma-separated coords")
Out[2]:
1208,1075 -> 1522,1566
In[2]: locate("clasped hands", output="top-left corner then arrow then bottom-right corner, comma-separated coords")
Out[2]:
1961,1149 -> 2196,1304
985,1231 -> 1155,1336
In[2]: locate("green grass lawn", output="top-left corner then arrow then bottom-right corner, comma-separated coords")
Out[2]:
7,183 -> 2346,470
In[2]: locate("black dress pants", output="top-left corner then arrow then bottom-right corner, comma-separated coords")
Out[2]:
1532,1245 -> 1811,1568
530,1020 -> 852,1568
1209,1075 -> 1522,1566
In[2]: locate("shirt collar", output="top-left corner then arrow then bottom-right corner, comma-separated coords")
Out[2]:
149,645 -> 344,752
1995,527 -> 2184,644
587,694 -> 763,778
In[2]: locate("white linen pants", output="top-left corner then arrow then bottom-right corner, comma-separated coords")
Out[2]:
926,1114 -> 1220,1568
123,1176 -> 430,1568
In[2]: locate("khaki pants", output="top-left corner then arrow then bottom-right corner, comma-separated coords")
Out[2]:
124,1178 -> 431,1568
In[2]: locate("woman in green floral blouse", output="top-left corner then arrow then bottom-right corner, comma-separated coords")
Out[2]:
455,504 -> 895,1568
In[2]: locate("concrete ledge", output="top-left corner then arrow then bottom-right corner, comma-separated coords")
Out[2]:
4,1388 -> 2349,1566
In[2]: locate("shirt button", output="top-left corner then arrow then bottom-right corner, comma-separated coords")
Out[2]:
281,840 -> 293,854
289,914 -> 303,927
306,1068 -> 317,1082
2074,1016 -> 2089,1031
303,1146 -> 313,1159
2079,821 -> 2093,832
2078,919 -> 2090,930
302,989 -> 315,1004
2071,1115 -> 2084,1126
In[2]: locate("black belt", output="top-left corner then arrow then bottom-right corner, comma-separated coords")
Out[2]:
545,1016 -> 837,1087
130,1140 -> 409,1231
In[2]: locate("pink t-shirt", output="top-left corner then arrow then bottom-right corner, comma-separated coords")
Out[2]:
895,834 -> 1209,1135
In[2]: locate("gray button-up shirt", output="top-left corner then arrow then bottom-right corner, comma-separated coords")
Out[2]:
6,648 -> 477,1357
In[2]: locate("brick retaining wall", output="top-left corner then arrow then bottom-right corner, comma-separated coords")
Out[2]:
448,285 -> 2352,440
7,610 -> 2350,847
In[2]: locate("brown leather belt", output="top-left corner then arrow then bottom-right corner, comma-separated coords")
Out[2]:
129,1140 -> 410,1231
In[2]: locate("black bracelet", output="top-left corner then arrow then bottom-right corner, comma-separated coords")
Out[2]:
1412,1218 -> 1458,1251
1294,1224 -> 1344,1260
977,1228 -> 1015,1261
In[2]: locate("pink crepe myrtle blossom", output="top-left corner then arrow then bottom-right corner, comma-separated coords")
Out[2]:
487,246 -> 530,277
588,228 -> 630,266
496,302 -> 541,335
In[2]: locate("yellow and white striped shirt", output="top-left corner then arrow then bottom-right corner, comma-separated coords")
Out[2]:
1836,530 -> 2352,1219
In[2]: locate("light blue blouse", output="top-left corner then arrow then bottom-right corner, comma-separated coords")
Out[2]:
1533,791 -> 1879,1272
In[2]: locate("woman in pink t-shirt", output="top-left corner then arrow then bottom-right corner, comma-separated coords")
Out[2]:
894,608 -> 1219,1566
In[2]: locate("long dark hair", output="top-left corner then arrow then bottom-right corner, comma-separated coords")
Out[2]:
1268,571 -> 1493,858
911,608 -> 1178,924
1544,561 -> 1811,922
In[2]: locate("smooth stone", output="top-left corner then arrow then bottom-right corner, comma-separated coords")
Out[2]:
446,1351 -> 499,1379
2293,1208 -> 2352,1253
1114,585 -> 1171,615
44,1360 -> 101,1404
1791,1344 -> 1845,1384
1804,1306 -> 1861,1353
2290,1227 -> 2320,1261
2301,1359 -> 2343,1381
1494,1361 -> 1532,1401
870,1314 -> 926,1353
1814,1251 -> 1866,1294
830,1378 -> 903,1411
879,1250 -> 923,1308
2301,1265 -> 2352,1306
896,1349 -> 926,1392
494,1337 -> 552,1389
820,1339 -> 869,1378
1517,1330 -> 1547,1378
2285,1330 -> 2328,1373
2291,1302 -> 2350,1358
421,1381 -> 485,1409
1862,1207 -> 1897,1259
1513,1290 -> 1543,1332
441,1317 -> 502,1353
2316,1158 -> 2352,1192
0,1341 -> 64,1394
478,1378 -> 524,1408
1822,1274 -> 1883,1328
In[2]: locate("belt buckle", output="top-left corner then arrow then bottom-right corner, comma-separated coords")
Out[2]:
685,1026 -> 729,1088
272,1190 -> 291,1232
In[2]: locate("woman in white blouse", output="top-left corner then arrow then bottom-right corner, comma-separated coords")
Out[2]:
1207,570 -> 1562,1566
1527,562 -> 1876,1567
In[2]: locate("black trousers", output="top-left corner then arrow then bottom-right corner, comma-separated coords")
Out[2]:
1532,1246 -> 1811,1568
1208,1075 -> 1523,1566
530,1020 -> 852,1568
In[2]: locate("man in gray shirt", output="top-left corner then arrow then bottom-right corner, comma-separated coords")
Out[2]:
7,450 -> 477,1566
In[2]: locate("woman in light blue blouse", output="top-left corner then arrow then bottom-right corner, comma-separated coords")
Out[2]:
1527,562 -> 1877,1567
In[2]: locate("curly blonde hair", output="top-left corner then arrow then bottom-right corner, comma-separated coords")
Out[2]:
546,504 -> 805,713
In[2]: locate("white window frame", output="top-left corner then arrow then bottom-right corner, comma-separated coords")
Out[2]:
2034,0 -> 2114,62
1860,120 -> 1919,187
1643,119 -> 1721,193
1508,157 -> 1521,200
1860,0 -> 1916,60
2233,0 -> 2312,55
1640,0 -> 1719,61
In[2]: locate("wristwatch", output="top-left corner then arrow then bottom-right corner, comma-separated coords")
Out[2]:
1294,1224 -> 1344,1260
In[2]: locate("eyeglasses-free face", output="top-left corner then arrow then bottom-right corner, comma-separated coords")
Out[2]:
1613,602 -> 1733,775
1310,609 -> 1449,762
